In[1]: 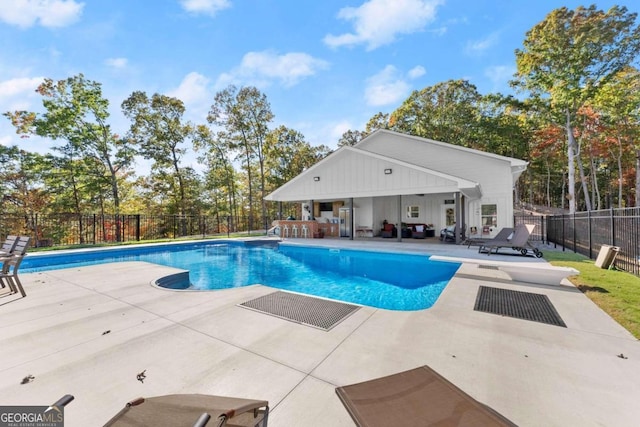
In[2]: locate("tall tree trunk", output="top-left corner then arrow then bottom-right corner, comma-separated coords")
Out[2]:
590,155 -> 601,210
566,112 -> 577,213
636,148 -> 640,207
546,162 -> 551,207
566,111 -> 592,212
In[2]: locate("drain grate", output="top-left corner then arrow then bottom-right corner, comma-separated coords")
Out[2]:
474,286 -> 566,327
239,291 -> 360,331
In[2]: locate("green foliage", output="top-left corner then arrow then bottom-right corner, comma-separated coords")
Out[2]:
122,91 -> 192,215
513,5 -> 640,212
4,74 -> 134,217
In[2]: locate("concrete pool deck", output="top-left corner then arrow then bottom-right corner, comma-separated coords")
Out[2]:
1,238 -> 639,426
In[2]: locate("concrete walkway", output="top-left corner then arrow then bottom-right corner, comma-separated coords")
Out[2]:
1,239 -> 639,426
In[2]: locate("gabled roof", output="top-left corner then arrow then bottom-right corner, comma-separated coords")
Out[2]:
355,129 -> 528,184
265,129 -> 528,203
264,146 -> 482,202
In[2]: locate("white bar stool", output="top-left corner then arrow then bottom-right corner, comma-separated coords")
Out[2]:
292,225 -> 298,238
301,225 -> 309,238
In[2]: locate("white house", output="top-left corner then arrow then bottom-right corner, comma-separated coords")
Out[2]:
265,130 -> 528,242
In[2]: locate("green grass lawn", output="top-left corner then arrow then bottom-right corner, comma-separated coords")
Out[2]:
544,250 -> 640,339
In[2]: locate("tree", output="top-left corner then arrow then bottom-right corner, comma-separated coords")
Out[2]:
513,5 -> 640,212
593,66 -> 640,207
265,125 -> 330,189
389,79 -> 483,146
192,124 -> 239,223
121,91 -> 192,216
4,74 -> 135,225
338,129 -> 366,147
208,86 -> 274,231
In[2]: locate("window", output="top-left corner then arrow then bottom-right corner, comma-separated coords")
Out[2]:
481,204 -> 497,227
318,202 -> 333,212
406,205 -> 419,218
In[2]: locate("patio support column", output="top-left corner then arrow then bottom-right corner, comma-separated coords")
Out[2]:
397,195 -> 402,241
460,195 -> 466,241
349,197 -> 354,240
455,192 -> 462,244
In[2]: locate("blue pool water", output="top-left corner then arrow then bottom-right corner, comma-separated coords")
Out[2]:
21,241 -> 460,311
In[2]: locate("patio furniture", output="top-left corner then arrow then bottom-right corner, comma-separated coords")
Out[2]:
466,227 -> 514,249
0,235 -> 18,256
411,224 -> 430,239
380,223 -> 397,238
1,236 -> 31,297
103,394 -> 269,427
440,224 -> 456,242
336,365 -> 516,427
479,224 -> 542,257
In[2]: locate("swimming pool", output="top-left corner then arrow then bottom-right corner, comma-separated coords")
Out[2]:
21,241 -> 460,310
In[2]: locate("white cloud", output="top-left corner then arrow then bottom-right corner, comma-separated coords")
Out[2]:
484,65 -> 516,90
0,0 -> 84,28
0,76 -> 43,98
364,65 -> 410,107
180,0 -> 231,16
215,51 -> 329,89
324,0 -> 443,50
168,72 -> 212,121
168,72 -> 210,106
105,57 -> 128,69
0,76 -> 47,151
465,32 -> 499,55
408,65 -> 426,79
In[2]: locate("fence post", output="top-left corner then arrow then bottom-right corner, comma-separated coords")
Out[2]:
562,214 -> 567,252
588,210 -> 592,259
573,212 -> 576,253
93,214 -> 96,245
610,208 -> 615,246
136,214 -> 141,241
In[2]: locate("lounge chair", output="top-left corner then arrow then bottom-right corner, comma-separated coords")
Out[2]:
466,227 -> 514,249
336,365 -> 516,427
0,236 -> 31,296
479,224 -> 542,257
440,224 -> 456,242
103,394 -> 269,426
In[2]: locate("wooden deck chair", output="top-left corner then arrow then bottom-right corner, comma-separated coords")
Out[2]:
103,394 -> 269,427
336,365 -> 516,427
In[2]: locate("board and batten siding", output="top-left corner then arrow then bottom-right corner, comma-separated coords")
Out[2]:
358,133 -> 516,196
277,148 -> 462,201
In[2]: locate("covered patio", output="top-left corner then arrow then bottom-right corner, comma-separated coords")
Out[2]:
266,130 -> 528,244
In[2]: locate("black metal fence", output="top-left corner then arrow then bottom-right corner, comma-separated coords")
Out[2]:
0,213 -> 271,247
4,209 -> 639,277
513,214 -> 547,243
546,207 -> 640,277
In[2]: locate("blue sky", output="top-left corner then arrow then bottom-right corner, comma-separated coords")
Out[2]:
0,0 -> 626,173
